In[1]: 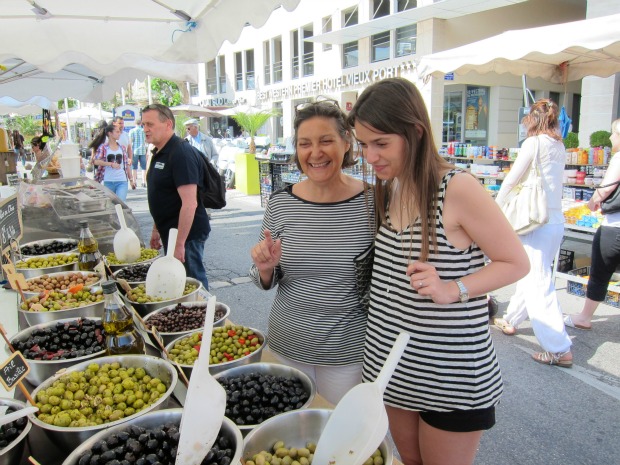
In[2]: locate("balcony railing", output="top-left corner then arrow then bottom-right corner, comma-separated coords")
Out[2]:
302,52 -> 314,77
273,61 -> 283,83
206,78 -> 218,95
264,65 -> 271,85
292,56 -> 300,79
246,71 -> 255,90
218,76 -> 227,93
235,72 -> 243,91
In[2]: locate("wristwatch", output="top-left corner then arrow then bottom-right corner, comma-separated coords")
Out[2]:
455,279 -> 469,303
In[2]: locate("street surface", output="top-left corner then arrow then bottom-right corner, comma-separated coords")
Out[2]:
126,186 -> 620,465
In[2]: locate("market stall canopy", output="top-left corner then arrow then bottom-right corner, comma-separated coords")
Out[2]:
0,0 -> 301,101
217,104 -> 268,116
418,13 -> 620,84
63,107 -> 113,124
0,96 -> 56,116
169,104 -> 224,118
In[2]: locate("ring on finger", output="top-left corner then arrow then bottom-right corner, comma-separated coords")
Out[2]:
419,281 -> 424,288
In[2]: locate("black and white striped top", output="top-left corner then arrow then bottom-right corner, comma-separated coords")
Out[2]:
362,170 -> 503,412
250,184 -> 375,365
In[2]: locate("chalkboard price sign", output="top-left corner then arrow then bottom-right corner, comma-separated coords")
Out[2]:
0,195 -> 22,255
6,173 -> 19,187
0,351 -> 30,391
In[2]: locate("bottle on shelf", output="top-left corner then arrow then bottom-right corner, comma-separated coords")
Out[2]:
101,280 -> 146,355
78,220 -> 102,272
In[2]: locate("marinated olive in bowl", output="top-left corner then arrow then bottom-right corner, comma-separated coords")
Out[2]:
0,407 -> 29,450
113,263 -> 151,283
247,440 -> 385,465
145,302 -> 228,332
16,253 -> 79,269
20,287 -> 104,312
126,282 -> 198,303
0,397 -> 32,465
106,248 -> 159,265
20,239 -> 78,256
24,271 -> 102,294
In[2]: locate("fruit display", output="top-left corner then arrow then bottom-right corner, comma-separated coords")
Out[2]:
34,361 -> 168,427
13,318 -> 105,361
218,373 -> 310,426
246,442 -> 384,465
106,248 -> 159,265
167,325 -> 262,366
146,303 -> 227,333
75,421 -> 235,465
21,239 -> 78,256
25,272 -> 101,293
114,263 -> 152,282
16,253 -> 78,269
20,287 -> 104,312
126,283 -> 198,303
0,407 -> 29,450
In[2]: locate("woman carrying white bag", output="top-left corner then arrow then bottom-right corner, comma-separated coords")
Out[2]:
494,99 -> 572,368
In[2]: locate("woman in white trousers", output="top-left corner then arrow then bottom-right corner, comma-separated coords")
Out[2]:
494,99 -> 572,367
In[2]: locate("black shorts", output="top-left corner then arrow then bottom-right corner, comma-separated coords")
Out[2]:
419,406 -> 496,433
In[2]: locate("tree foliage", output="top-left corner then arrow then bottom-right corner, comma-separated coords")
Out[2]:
150,78 -> 183,107
589,130 -> 612,148
5,116 -> 41,141
231,110 -> 278,153
563,132 -> 579,149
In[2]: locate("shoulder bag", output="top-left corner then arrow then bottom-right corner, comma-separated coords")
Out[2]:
498,136 -> 549,235
599,180 -> 620,214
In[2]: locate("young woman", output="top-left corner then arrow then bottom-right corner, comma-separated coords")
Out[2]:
249,99 -> 375,404
90,123 -> 135,200
348,78 -> 529,465
494,99 -> 572,367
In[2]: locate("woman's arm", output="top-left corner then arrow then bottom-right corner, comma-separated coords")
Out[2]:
495,137 -> 537,205
589,153 -> 620,211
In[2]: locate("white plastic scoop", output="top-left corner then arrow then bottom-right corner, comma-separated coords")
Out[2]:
176,296 -> 226,465
312,332 -> 410,465
0,406 -> 38,427
113,204 -> 141,263
145,228 -> 186,300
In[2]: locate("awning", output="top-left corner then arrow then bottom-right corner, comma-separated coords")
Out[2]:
418,13 -> 620,84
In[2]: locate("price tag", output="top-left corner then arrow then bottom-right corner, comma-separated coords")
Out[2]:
197,287 -> 212,301
6,271 -> 27,292
0,351 -> 30,391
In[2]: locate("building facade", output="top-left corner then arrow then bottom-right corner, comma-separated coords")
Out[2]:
190,0 -> 619,150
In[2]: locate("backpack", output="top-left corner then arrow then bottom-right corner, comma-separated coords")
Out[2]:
188,144 -> 226,209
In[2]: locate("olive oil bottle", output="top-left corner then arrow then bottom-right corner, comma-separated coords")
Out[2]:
77,220 -> 102,271
101,280 -> 145,355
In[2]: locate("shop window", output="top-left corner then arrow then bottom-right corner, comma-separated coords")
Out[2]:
322,16 -> 332,51
302,24 -> 314,77
443,91 -> 463,143
371,31 -> 390,62
217,55 -> 226,94
342,8 -> 358,69
273,36 -> 283,83
189,83 -> 199,97
291,29 -> 300,79
206,59 -> 217,95
245,49 -> 255,90
235,52 -> 243,91
263,41 -> 271,85
372,0 -> 390,18
395,23 -> 416,57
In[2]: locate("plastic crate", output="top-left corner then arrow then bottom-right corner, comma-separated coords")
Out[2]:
566,266 -> 620,308
556,249 -> 574,272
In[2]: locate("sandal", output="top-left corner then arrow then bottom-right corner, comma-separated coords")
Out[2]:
532,351 -> 573,368
492,318 -> 516,336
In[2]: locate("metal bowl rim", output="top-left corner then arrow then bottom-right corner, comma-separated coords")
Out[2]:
7,316 -> 106,366
106,251 -> 161,268
163,326 -> 266,368
18,294 -> 104,316
15,251 -> 79,268
143,301 -> 231,337
124,277 -> 203,305
0,397 -> 33,459
23,270 -> 104,295
27,354 -> 178,433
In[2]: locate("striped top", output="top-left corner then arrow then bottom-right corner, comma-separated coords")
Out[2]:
250,184 -> 375,365
362,170 -> 503,412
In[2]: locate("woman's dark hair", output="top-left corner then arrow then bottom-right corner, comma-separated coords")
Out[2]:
347,78 -> 452,261
292,99 -> 355,172
523,99 -> 561,141
31,136 -> 46,149
88,123 -> 117,150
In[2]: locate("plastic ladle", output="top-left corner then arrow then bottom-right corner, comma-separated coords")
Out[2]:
113,204 -> 141,263
312,332 -> 410,465
145,228 -> 186,300
175,296 -> 226,465
0,406 -> 39,427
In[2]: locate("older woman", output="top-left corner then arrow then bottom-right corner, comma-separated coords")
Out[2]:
249,99 -> 375,404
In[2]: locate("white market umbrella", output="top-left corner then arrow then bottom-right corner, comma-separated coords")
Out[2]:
217,104 -> 267,116
169,104 -> 225,118
418,13 -> 620,84
64,107 -> 113,124
0,96 -> 56,116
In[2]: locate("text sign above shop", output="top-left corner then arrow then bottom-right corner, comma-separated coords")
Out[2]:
0,195 -> 22,255
0,351 -> 30,391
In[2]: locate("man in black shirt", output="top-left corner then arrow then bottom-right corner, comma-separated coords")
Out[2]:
142,104 -> 210,290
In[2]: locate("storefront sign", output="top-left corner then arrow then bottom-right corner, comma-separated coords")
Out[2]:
444,72 -> 454,81
0,351 -> 30,391
0,195 -> 22,255
257,60 -> 419,102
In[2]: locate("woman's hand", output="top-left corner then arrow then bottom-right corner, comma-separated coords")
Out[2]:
251,230 -> 282,272
406,261 -> 459,305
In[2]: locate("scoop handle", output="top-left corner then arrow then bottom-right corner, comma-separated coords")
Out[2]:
167,228 -> 178,258
375,332 -> 409,393
115,204 -> 128,231
0,406 -> 39,427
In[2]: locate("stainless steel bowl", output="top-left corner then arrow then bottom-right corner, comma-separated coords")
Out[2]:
15,252 -> 79,279
22,270 -> 103,299
106,253 -> 160,273
19,292 -> 105,327
0,398 -> 32,465
122,277 -> 204,317
19,238 -> 78,259
243,409 -> 393,465
143,301 -> 230,346
61,409 -> 242,465
111,262 -> 153,287
214,362 -> 316,435
28,354 -> 178,451
7,317 -> 106,386
163,326 -> 266,378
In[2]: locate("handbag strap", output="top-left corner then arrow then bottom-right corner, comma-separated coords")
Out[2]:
597,180 -> 620,189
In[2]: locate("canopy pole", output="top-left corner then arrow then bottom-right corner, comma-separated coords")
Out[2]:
64,98 -> 73,142
148,76 -> 153,104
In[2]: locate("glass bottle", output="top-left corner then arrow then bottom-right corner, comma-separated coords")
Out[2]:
77,220 -> 102,271
101,281 -> 145,355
